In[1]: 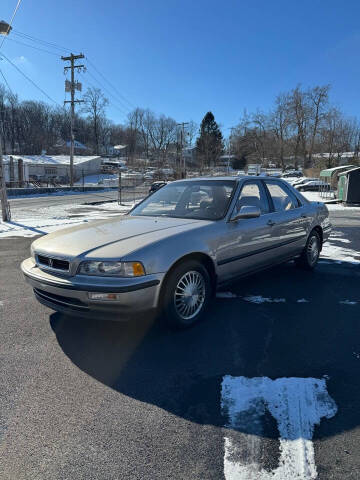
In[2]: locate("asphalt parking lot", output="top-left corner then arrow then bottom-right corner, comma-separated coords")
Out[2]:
1,209 -> 360,480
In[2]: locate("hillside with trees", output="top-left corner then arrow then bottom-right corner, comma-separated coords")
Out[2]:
1,81 -> 359,170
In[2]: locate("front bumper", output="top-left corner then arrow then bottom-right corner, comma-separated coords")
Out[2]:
21,257 -> 164,320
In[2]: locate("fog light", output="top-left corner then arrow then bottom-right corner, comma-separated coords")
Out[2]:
88,292 -> 121,301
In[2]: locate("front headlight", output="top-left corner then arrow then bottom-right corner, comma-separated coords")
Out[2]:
78,261 -> 146,277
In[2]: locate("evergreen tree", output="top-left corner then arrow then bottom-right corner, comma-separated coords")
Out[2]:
196,112 -> 223,168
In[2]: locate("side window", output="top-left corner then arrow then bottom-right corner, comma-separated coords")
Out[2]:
266,182 -> 298,211
235,182 -> 270,214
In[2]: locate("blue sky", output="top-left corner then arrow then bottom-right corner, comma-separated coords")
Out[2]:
1,0 -> 360,130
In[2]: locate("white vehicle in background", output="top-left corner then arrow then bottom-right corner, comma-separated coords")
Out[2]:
295,180 -> 331,192
292,177 -> 318,187
161,168 -> 174,176
266,168 -> 282,178
247,164 -> 262,176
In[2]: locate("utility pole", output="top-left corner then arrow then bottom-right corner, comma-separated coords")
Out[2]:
177,122 -> 189,178
0,124 -> 11,221
61,53 -> 85,187
118,169 -> 123,205
228,127 -> 235,174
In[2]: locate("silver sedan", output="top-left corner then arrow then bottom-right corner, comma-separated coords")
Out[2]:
21,176 -> 331,328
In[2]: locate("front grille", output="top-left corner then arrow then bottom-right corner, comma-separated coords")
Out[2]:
37,255 -> 70,272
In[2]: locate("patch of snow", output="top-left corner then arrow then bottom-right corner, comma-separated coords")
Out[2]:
297,298 -> 309,303
3,154 -> 100,165
9,189 -> 115,199
301,191 -> 360,210
243,295 -> 286,304
321,241 -> 360,264
339,300 -> 358,305
0,201 -> 136,238
221,376 -> 337,480
74,173 -> 118,185
216,292 -> 238,298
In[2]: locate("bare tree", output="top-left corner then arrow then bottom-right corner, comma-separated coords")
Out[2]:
270,93 -> 291,169
186,120 -> 198,147
307,85 -> 330,166
82,87 -> 109,154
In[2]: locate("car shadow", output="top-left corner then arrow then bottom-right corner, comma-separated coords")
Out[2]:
50,260 -> 360,439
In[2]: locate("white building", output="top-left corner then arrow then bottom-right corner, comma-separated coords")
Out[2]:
3,155 -> 102,183
3,159 -> 29,184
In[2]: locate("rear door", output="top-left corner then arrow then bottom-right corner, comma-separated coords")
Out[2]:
263,180 -> 309,259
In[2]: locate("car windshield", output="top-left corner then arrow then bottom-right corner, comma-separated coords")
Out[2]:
130,180 -> 236,220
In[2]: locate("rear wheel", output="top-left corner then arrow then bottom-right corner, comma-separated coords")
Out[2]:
162,260 -> 212,329
295,230 -> 321,270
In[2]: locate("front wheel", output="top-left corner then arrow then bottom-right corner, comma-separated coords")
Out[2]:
295,230 -> 321,270
162,261 -> 212,329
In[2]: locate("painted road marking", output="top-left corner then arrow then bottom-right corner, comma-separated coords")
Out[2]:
221,376 -> 337,480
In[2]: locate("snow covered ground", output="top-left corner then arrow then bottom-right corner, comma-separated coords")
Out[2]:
74,173 -> 118,185
221,376 -> 337,479
302,191 -> 360,209
3,154 -> 100,166
0,201 -> 136,238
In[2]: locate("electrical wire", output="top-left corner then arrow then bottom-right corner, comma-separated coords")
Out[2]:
3,36 -> 61,57
12,29 -> 72,53
0,0 -> 23,50
6,28 -> 135,116
79,72 -> 128,120
84,69 -> 130,116
0,51 -> 61,106
86,57 -> 134,109
0,67 -> 14,94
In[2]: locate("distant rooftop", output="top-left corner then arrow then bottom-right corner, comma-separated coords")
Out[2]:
2,155 -> 101,165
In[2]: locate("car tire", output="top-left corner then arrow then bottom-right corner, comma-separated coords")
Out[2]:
162,260 -> 212,329
295,230 -> 321,270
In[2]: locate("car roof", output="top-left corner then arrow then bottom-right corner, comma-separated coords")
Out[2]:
171,176 -> 289,184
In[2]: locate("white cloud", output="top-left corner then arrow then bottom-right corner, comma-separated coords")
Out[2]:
12,55 -> 30,66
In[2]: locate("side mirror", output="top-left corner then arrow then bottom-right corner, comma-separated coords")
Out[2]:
231,205 -> 261,221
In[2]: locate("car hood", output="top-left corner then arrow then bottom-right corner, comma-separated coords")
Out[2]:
31,215 -> 204,259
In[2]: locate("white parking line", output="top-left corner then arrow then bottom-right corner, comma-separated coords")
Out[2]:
221,376 -> 337,480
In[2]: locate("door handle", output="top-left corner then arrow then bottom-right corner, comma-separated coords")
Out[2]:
267,219 -> 276,226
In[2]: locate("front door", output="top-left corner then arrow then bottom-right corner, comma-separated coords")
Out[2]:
216,180 -> 277,282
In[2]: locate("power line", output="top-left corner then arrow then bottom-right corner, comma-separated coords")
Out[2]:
3,36 -> 61,57
12,29 -> 72,53
80,73 -> 128,119
84,69 -> 130,116
0,0 -> 23,50
10,30 -> 136,114
86,57 -> 135,109
0,68 -> 14,94
0,51 -> 61,106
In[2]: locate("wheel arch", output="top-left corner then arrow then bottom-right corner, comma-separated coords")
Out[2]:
159,252 -> 217,304
311,225 -> 323,249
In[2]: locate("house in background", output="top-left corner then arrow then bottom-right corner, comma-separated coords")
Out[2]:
53,139 -> 92,156
3,155 -> 103,183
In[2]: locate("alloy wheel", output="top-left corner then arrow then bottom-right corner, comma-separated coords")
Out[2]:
307,236 -> 319,266
174,270 -> 206,321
